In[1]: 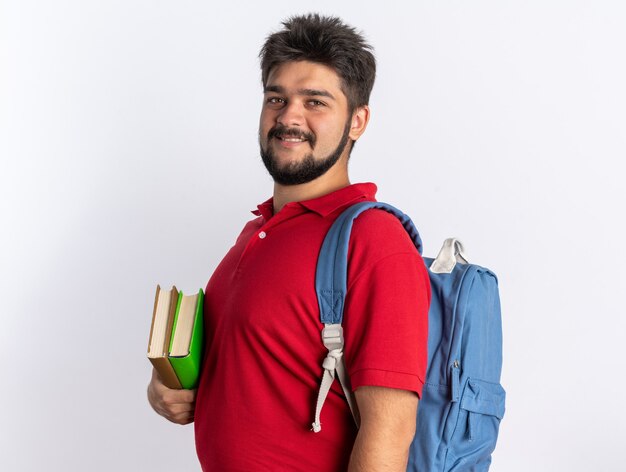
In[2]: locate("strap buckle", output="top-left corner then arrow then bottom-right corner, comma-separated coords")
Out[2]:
321,324 -> 344,350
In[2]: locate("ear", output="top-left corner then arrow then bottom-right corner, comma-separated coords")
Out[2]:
348,105 -> 370,141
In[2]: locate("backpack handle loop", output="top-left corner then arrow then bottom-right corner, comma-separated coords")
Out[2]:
430,238 -> 469,274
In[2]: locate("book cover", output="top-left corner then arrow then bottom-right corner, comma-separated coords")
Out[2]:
168,289 -> 205,389
147,285 -> 182,389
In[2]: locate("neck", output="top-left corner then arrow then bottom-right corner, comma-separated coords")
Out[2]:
272,160 -> 350,213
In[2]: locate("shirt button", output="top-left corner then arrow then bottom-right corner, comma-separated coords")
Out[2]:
258,231 -> 267,239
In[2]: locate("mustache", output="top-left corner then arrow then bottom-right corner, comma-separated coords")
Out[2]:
267,125 -> 316,147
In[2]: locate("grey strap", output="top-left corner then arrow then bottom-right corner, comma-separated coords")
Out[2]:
311,324 -> 360,432
430,238 -> 469,274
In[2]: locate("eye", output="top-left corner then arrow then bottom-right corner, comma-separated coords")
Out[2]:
308,99 -> 325,107
266,97 -> 285,105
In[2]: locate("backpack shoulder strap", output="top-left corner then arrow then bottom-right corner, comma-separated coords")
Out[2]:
316,201 -> 422,325
311,201 -> 422,432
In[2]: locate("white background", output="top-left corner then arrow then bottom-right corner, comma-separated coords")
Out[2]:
2,1 -> 625,470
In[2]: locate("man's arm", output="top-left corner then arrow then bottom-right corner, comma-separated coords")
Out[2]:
147,368 -> 197,425
348,386 -> 418,472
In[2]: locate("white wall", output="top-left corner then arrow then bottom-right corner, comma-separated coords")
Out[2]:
2,1 -> 624,470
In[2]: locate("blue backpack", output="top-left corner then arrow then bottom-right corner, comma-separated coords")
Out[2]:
311,201 -> 505,471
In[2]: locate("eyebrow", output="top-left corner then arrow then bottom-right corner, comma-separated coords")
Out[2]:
264,85 -> 336,100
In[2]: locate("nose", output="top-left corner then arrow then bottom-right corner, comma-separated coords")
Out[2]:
277,101 -> 304,127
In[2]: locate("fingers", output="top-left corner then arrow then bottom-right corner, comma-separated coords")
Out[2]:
148,388 -> 196,424
150,368 -> 197,402
148,368 -> 197,425
164,401 -> 195,415
162,386 -> 197,405
171,412 -> 194,425
163,404 -> 195,425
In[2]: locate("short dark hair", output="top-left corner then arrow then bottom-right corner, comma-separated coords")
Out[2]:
259,14 -> 376,112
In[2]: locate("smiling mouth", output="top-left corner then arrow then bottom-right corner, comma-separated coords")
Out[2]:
268,126 -> 315,148
276,135 -> 307,143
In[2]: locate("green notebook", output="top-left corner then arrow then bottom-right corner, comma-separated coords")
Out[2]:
168,289 -> 205,389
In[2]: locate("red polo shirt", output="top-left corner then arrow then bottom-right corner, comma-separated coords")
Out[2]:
194,182 -> 430,471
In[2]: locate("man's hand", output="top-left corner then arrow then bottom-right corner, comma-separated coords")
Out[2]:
348,386 -> 418,471
147,368 -> 197,425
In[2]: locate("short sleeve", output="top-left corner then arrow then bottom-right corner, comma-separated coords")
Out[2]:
341,210 -> 430,397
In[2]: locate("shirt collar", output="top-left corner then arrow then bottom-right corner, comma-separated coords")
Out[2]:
252,197 -> 275,221
251,182 -> 378,220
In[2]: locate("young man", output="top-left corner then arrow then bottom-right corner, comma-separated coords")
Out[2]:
148,14 -> 430,471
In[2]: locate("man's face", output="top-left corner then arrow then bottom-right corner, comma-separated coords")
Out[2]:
259,61 -> 353,186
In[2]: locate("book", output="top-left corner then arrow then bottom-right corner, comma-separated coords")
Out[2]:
168,289 -> 204,389
147,285 -> 204,389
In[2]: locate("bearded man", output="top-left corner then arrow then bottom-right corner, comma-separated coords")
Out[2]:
148,14 -> 430,472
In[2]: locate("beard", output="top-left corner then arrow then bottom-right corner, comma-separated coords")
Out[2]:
259,120 -> 352,186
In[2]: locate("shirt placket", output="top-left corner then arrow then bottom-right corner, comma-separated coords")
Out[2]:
234,204 -> 307,275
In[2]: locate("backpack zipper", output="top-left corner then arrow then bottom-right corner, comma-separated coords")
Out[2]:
451,360 -> 461,402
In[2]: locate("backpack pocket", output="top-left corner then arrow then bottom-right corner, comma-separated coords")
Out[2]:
444,378 -> 506,471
